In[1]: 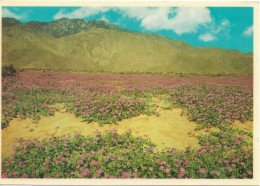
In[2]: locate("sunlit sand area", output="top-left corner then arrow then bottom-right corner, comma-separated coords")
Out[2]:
2,99 -> 252,158
2,100 -> 198,157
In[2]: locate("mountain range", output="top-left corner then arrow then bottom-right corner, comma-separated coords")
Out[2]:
2,17 -> 253,75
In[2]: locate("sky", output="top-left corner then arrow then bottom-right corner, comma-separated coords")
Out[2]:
2,6 -> 254,52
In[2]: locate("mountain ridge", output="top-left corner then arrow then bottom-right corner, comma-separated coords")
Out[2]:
2,17 -> 253,75
3,17 -> 121,38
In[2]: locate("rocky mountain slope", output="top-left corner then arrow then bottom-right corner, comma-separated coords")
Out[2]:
2,17 -> 253,74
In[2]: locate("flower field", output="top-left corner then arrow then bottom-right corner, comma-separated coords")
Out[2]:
1,71 -> 253,179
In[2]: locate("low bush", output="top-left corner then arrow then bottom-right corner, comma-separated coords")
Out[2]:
2,64 -> 17,77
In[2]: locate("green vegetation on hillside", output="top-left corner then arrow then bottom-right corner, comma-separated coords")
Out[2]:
2,18 -> 253,75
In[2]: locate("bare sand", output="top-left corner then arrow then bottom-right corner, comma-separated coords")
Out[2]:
1,98 -> 253,158
2,109 -> 200,157
232,120 -> 253,133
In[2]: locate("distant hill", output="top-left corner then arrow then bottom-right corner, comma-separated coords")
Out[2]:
2,17 -> 253,75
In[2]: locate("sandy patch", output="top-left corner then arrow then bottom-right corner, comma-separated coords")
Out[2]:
232,120 -> 253,133
1,106 -> 200,157
2,96 -> 253,158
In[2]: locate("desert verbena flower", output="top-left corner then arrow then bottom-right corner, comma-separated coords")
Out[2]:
198,168 -> 207,173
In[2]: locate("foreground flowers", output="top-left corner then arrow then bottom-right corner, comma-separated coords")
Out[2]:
1,128 -> 252,179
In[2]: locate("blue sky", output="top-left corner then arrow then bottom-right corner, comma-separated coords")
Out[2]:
2,6 -> 253,52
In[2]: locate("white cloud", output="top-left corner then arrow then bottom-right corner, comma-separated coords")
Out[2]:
54,7 -> 110,19
199,33 -> 217,42
243,25 -> 253,36
211,18 -> 230,34
168,7 -> 212,34
2,8 -> 23,20
119,7 -> 212,35
119,7 -> 170,30
221,19 -> 230,26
